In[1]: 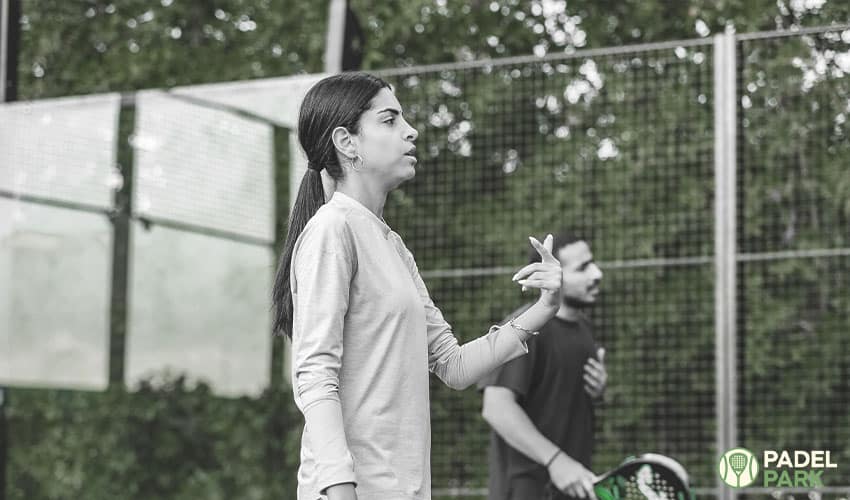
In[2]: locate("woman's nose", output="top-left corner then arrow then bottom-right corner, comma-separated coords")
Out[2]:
405,125 -> 419,142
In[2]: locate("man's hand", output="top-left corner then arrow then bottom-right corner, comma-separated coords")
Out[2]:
583,347 -> 607,401
547,451 -> 597,499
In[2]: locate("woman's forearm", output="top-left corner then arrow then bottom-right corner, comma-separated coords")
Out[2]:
429,299 -> 557,389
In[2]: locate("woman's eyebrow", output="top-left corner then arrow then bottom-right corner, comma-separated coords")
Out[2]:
377,107 -> 402,116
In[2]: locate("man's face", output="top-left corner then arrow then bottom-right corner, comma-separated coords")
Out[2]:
556,240 -> 603,307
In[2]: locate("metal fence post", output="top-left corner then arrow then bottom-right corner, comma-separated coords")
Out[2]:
714,30 -> 738,500
0,0 -> 9,103
1,0 -> 21,103
324,0 -> 346,73
0,3 -> 20,497
108,94 -> 136,389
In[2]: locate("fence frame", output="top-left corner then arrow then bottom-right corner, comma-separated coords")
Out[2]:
713,31 -> 738,500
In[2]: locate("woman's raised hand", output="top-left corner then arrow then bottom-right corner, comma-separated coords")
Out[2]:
511,234 -> 562,308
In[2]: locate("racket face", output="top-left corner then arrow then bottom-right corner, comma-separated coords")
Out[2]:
729,453 -> 748,473
594,457 -> 694,500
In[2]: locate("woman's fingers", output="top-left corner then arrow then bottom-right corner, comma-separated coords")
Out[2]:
517,275 -> 560,290
515,236 -> 562,299
514,236 -> 561,293
518,267 -> 560,283
511,262 -> 548,281
514,264 -> 560,281
517,279 -> 549,288
530,234 -> 558,264
543,233 -> 554,254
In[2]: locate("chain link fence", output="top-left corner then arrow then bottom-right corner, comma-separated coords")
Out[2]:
375,25 -> 850,498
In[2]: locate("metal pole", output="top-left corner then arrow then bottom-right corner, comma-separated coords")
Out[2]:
713,31 -> 738,500
0,388 -> 5,500
324,0 -> 346,74
1,3 -> 15,497
0,0 -> 8,103
374,36 -> 713,78
270,125 -> 290,390
107,95 -> 136,389
0,0 -> 19,103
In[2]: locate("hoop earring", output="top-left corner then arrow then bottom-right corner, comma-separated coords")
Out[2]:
349,154 -> 364,172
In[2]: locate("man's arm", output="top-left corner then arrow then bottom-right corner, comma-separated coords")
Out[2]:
482,386 -> 597,498
481,386 -> 559,465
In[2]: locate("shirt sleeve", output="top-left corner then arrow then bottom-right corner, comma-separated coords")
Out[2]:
390,234 -> 529,390
290,216 -> 358,492
476,305 -> 537,397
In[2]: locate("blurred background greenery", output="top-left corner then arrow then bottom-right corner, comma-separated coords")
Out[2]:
5,1 -> 850,499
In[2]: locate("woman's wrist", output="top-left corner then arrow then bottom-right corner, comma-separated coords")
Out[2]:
535,296 -> 560,313
325,482 -> 356,500
511,299 -> 559,336
532,297 -> 561,321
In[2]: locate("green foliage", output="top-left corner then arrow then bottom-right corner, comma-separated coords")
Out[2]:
7,375 -> 301,499
17,0 -> 850,99
17,0 -> 327,99
735,34 -> 850,480
378,26 -> 850,491
352,0 -> 850,70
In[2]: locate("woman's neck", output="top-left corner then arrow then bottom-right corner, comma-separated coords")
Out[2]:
336,180 -> 388,218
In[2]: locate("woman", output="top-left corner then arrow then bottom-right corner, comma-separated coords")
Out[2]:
272,72 -> 564,500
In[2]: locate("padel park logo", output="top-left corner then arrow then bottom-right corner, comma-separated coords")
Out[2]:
718,448 -> 838,488
719,448 -> 759,487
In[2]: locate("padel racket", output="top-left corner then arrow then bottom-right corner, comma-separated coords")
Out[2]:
727,451 -> 748,487
544,453 -> 694,500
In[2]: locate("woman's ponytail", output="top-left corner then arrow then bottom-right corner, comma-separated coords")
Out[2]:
272,167 -> 325,338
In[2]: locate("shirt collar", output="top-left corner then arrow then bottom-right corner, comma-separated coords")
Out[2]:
330,191 -> 392,237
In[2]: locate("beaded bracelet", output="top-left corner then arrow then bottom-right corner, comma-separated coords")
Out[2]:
509,317 -> 539,337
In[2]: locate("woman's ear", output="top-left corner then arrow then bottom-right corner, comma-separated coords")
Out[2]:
331,126 -> 358,161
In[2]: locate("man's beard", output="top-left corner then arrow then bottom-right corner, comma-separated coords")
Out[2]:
563,295 -> 595,309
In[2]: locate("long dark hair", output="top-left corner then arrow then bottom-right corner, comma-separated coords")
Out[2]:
272,73 -> 391,338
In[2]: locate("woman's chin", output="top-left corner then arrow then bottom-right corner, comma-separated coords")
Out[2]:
400,163 -> 417,180
389,167 -> 416,190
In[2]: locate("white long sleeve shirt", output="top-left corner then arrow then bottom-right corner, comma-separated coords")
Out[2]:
290,191 -> 528,500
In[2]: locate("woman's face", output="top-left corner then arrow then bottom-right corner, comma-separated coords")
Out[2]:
353,88 -> 419,190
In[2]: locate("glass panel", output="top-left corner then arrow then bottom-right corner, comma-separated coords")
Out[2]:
125,222 -> 273,397
133,91 -> 275,243
0,199 -> 111,389
0,94 -> 121,209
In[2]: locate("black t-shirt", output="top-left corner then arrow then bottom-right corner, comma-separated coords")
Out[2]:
479,310 -> 599,500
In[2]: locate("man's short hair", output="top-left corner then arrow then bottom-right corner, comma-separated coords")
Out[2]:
528,231 -> 584,264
